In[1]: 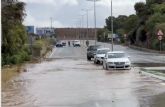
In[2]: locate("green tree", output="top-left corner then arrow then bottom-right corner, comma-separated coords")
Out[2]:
152,3 -> 165,14
124,15 -> 138,33
146,0 -> 165,5
146,13 -> 165,33
105,15 -> 128,33
2,1 -> 30,65
134,2 -> 147,17
105,16 -> 118,32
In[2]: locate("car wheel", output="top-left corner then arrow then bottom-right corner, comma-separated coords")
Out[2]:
105,64 -> 108,70
103,62 -> 106,69
87,57 -> 91,61
103,64 -> 105,69
96,60 -> 99,64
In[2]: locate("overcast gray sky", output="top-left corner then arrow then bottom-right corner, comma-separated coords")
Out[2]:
21,0 -> 145,28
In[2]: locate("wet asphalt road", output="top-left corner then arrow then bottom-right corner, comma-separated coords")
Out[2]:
96,42 -> 165,65
2,43 -> 165,107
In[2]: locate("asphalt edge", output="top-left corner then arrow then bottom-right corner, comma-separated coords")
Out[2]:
129,45 -> 165,54
140,68 -> 165,81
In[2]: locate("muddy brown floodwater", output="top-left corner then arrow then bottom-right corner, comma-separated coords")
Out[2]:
2,45 -> 165,107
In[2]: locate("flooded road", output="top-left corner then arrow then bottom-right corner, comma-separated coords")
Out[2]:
2,45 -> 165,107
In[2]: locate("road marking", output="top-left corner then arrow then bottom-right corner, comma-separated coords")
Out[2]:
49,48 -> 56,58
95,102 -> 101,107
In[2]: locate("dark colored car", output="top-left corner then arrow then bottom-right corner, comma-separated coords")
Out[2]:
56,42 -> 63,47
87,45 -> 101,60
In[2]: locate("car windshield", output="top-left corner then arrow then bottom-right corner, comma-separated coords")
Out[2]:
97,50 -> 110,54
108,53 -> 125,58
75,41 -> 80,43
90,46 -> 101,50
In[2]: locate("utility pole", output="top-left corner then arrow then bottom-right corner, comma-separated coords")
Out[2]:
111,0 -> 114,51
94,0 -> 97,45
50,17 -> 53,38
87,10 -> 89,41
50,17 -> 53,29
82,9 -> 89,41
81,15 -> 85,44
87,0 -> 100,45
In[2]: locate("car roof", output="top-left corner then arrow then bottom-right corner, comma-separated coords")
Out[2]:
89,45 -> 101,47
97,48 -> 110,51
107,51 -> 125,54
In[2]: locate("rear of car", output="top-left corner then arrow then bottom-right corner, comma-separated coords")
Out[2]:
73,40 -> 81,47
103,51 -> 131,70
87,45 -> 101,60
56,42 -> 63,47
62,41 -> 66,46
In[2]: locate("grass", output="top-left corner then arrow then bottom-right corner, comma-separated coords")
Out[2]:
2,65 -> 21,87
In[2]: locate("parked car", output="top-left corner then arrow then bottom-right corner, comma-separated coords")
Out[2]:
62,41 -> 66,46
103,51 -> 131,70
73,40 -> 81,47
56,42 -> 63,47
94,48 -> 110,64
87,45 -> 101,60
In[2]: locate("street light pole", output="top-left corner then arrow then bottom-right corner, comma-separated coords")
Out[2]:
50,17 -> 53,29
111,0 -> 114,51
81,15 -> 85,44
94,0 -> 97,45
87,0 -> 100,45
82,9 -> 90,41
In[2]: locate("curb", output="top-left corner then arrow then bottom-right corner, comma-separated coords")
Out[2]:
129,45 -> 165,54
140,69 -> 165,81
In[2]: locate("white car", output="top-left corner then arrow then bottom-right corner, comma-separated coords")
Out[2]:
103,51 -> 131,70
94,48 -> 110,64
73,40 -> 81,47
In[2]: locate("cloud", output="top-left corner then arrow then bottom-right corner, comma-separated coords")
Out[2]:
20,0 -> 78,6
59,0 -> 78,6
23,15 -> 64,27
97,0 -> 145,7
20,0 -> 56,5
22,0 -> 146,28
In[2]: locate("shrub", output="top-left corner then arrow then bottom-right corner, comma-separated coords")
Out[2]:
10,54 -> 22,64
151,39 -> 164,50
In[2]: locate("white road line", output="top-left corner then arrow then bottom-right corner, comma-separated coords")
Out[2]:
95,102 -> 101,107
49,48 -> 56,58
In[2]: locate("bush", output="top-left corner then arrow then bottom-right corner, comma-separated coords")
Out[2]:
155,23 -> 165,34
2,54 -> 11,65
20,51 -> 30,61
10,54 -> 22,64
151,39 -> 164,50
32,40 -> 44,50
